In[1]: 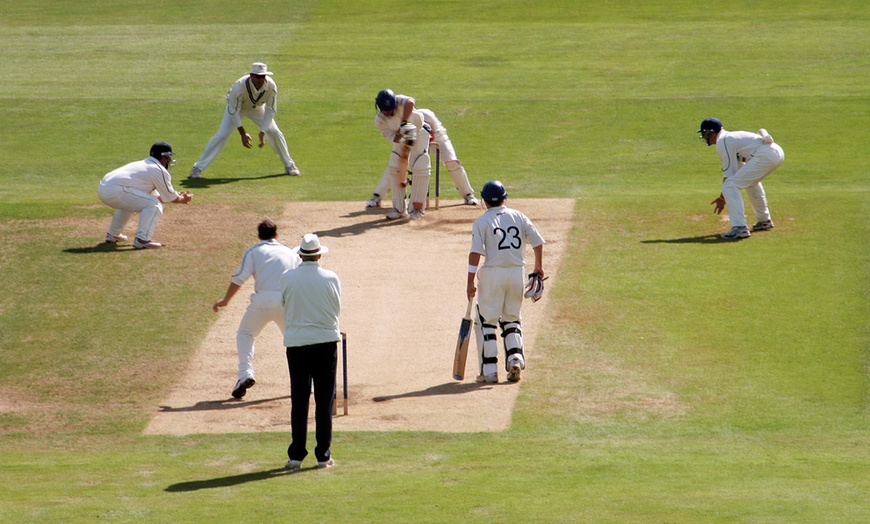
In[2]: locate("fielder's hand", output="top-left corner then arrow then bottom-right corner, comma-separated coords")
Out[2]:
524,272 -> 545,302
711,196 -> 726,215
241,133 -> 253,149
175,191 -> 193,204
258,131 -> 266,148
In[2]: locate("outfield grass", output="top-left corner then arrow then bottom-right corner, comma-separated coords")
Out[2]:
1,1 -> 868,522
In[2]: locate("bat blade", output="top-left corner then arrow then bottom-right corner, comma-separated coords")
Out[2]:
453,300 -> 474,381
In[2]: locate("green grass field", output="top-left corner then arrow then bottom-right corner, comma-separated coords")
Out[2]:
1,1 -> 868,521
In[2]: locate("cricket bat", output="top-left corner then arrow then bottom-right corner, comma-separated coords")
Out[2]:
452,299 -> 474,381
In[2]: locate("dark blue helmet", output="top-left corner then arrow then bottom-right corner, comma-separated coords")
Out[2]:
375,89 -> 397,112
697,117 -> 723,144
149,141 -> 174,159
481,180 -> 507,204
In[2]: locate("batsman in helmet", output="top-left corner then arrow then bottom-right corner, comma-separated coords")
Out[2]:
466,181 -> 545,383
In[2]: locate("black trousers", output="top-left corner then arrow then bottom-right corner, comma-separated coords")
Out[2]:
286,341 -> 337,463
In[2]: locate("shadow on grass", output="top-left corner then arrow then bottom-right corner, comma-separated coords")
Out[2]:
158,396 -> 290,413
165,466 -> 304,492
63,242 -> 136,254
641,234 -> 738,244
179,173 -> 289,189
373,381 -> 494,402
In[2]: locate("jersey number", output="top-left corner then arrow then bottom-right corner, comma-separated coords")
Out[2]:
495,226 -> 522,250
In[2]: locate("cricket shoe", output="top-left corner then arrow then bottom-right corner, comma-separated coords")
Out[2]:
409,208 -> 424,221
317,458 -> 335,469
463,193 -> 479,206
188,166 -> 202,179
105,233 -> 128,244
506,355 -> 525,383
133,238 -> 163,250
285,459 -> 303,470
752,220 -> 774,231
366,194 -> 381,208
385,208 -> 409,220
231,377 -> 255,399
720,226 -> 751,240
476,373 -> 499,384
285,164 -> 301,176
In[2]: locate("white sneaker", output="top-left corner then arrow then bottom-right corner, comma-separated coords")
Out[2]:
721,226 -> 751,239
189,166 -> 202,179
133,238 -> 163,250
386,208 -> 409,220
366,194 -> 381,208
285,164 -> 301,176
409,208 -> 424,220
105,233 -> 128,243
463,193 -> 479,206
285,459 -> 303,470
475,373 -> 499,384
317,458 -> 335,469
507,356 -> 525,382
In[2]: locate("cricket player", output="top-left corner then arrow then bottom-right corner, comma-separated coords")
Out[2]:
98,141 -> 193,249
190,62 -> 301,179
212,219 -> 301,399
467,180 -> 545,383
367,95 -> 478,209
697,117 -> 785,239
372,89 -> 432,220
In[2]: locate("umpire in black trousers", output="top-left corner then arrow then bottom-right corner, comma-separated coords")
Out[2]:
279,233 -> 342,469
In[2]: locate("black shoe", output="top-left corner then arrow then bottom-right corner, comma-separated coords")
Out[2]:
232,377 -> 255,399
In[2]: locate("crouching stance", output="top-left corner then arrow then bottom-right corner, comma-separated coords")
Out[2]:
466,180 -> 545,383
697,117 -> 785,239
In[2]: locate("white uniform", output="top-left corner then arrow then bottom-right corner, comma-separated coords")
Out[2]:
231,239 -> 301,382
193,75 -> 296,173
715,129 -> 785,228
373,95 -> 431,213
98,157 -> 181,242
373,107 -> 474,200
470,205 -> 545,379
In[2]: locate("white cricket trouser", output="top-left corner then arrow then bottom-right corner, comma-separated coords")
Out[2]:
722,144 -> 784,228
473,265 -> 525,377
194,108 -> 295,172
98,183 -> 163,242
236,291 -> 285,381
476,266 -> 525,324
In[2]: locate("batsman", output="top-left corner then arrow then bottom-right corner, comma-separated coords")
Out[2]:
466,180 -> 545,383
373,89 -> 432,221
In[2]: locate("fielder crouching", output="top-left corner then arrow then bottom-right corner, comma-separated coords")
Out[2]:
466,180 -> 545,383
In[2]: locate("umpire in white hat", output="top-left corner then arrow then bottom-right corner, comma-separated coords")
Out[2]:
280,233 -> 341,469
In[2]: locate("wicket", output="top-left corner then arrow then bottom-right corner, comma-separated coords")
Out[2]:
334,332 -> 348,416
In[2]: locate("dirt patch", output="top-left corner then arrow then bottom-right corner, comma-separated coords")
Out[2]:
144,198 -> 574,435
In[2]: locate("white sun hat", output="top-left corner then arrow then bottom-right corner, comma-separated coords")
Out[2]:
296,233 -> 329,256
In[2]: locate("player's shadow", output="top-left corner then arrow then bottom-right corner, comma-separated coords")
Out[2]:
63,243 -> 137,254
312,212 -> 410,238
372,381 -> 494,402
179,173 -> 289,189
641,234 -> 735,244
158,395 -> 290,412
165,467 -> 299,492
